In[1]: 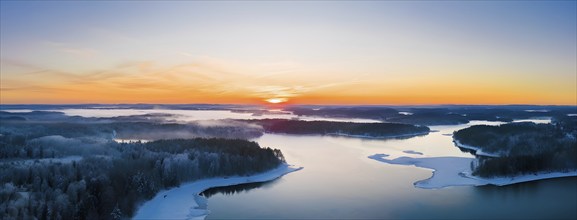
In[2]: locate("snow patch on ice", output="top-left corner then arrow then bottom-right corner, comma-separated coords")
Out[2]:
369,154 -> 577,189
369,154 -> 483,189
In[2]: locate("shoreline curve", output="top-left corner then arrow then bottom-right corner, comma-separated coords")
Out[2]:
133,163 -> 302,219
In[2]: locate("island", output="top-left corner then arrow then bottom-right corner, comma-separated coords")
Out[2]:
240,119 -> 430,139
285,106 -> 399,121
453,116 -> 577,178
369,115 -> 577,189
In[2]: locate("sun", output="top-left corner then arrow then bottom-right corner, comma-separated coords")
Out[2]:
265,98 -> 288,104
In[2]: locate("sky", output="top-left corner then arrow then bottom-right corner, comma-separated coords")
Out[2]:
1,1 -> 576,105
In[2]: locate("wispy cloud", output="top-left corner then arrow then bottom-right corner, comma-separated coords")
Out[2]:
1,59 -> 47,71
43,41 -> 97,58
1,56 -> 369,103
59,47 -> 97,57
178,52 -> 194,57
248,85 -> 307,98
88,27 -> 142,44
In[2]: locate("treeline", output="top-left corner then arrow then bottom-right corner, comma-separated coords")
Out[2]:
386,110 -> 469,125
453,117 -> 577,177
0,138 -> 285,219
471,152 -> 576,177
240,119 -> 430,138
286,106 -> 399,120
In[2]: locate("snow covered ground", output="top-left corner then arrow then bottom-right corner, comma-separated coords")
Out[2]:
133,163 -> 302,220
369,154 -> 577,189
462,170 -> 577,186
369,154 -> 484,189
453,140 -> 501,157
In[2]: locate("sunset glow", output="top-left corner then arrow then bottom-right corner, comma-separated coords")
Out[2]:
266,98 -> 288,104
0,1 -> 575,105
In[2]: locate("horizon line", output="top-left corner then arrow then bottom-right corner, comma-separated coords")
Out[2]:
0,103 -> 576,107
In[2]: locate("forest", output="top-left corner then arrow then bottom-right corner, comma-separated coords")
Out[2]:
240,119 -> 430,138
453,116 -> 577,177
0,111 -> 285,219
286,106 -> 399,121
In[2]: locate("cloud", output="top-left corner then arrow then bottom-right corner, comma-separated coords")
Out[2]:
178,52 -> 194,57
59,47 -> 97,57
0,84 -> 78,93
245,79 -> 368,100
1,58 -> 80,82
1,59 -> 46,71
248,85 -> 307,98
1,55 -> 369,103
43,41 -> 97,58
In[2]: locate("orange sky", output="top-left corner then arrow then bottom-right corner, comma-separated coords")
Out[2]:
1,2 -> 576,105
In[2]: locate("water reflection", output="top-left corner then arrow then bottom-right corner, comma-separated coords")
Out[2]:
201,180 -> 276,198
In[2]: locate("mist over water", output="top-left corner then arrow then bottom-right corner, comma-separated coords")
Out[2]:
54,108 -> 381,123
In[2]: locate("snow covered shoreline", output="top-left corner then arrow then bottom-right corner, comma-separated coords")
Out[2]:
463,170 -> 577,186
369,154 -> 577,189
453,140 -> 500,157
133,163 -> 302,220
